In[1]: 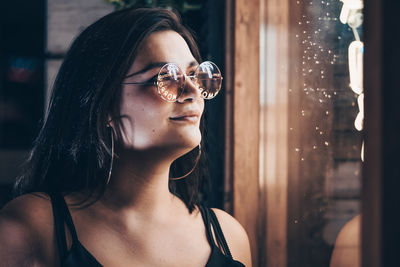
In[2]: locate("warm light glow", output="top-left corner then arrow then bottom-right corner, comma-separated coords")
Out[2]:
339,0 -> 364,25
354,93 -> 364,131
361,141 -> 364,162
340,0 -> 364,162
348,41 -> 364,95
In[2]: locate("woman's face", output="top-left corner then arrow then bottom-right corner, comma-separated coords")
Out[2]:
118,30 -> 204,154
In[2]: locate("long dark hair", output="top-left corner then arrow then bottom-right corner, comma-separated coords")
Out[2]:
14,7 -> 209,212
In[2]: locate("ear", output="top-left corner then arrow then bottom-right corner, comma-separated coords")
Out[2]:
106,115 -> 115,128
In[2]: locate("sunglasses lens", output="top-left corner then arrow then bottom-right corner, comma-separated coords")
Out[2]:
195,61 -> 222,99
157,64 -> 184,102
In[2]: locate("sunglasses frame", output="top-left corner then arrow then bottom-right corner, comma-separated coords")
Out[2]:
122,61 -> 223,102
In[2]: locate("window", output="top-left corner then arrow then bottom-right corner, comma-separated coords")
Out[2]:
227,0 -> 364,265
259,1 -> 363,266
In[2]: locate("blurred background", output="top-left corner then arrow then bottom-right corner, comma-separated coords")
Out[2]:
1,0 -> 399,267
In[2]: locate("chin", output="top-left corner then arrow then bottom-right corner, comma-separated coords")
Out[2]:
173,132 -> 202,151
178,136 -> 201,149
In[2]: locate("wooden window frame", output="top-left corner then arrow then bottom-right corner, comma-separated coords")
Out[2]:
225,0 -> 400,266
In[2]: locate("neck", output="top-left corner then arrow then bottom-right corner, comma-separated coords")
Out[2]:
99,148 -> 183,216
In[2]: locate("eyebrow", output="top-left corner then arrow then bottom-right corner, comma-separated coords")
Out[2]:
125,60 -> 199,78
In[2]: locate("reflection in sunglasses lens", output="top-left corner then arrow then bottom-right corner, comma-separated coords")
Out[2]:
195,61 -> 222,99
157,62 -> 222,101
158,64 -> 184,101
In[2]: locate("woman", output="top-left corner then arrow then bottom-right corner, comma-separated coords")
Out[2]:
0,7 -> 251,267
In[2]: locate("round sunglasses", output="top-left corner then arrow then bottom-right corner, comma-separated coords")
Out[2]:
123,61 -> 223,102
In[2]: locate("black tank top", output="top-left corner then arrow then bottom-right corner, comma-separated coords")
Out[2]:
49,192 -> 246,267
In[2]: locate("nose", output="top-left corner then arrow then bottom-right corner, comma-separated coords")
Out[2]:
176,76 -> 201,103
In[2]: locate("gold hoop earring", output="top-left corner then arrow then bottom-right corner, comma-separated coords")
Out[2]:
170,144 -> 202,181
106,126 -> 115,185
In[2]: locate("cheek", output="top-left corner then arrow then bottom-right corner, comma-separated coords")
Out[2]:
199,98 -> 205,114
119,93 -> 172,148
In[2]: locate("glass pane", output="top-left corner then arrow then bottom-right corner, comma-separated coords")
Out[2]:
260,0 -> 363,266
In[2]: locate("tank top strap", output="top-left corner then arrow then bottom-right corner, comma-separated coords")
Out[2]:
49,192 -> 79,263
208,207 -> 233,258
198,205 -> 233,259
198,205 -> 216,245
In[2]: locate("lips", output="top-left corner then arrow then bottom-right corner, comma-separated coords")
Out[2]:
170,111 -> 200,123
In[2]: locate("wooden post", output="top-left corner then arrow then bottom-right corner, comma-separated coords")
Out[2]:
226,0 -> 261,265
363,0 -> 382,264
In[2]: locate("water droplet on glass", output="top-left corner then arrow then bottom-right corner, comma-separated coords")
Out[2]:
326,111 -> 329,115
295,148 -> 300,152
324,141 -> 329,146
301,157 -> 305,161
313,145 -> 317,149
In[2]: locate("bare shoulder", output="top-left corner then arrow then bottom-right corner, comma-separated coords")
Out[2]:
0,193 -> 55,266
334,214 -> 360,247
211,208 -> 252,267
330,214 -> 361,267
0,193 -> 53,229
